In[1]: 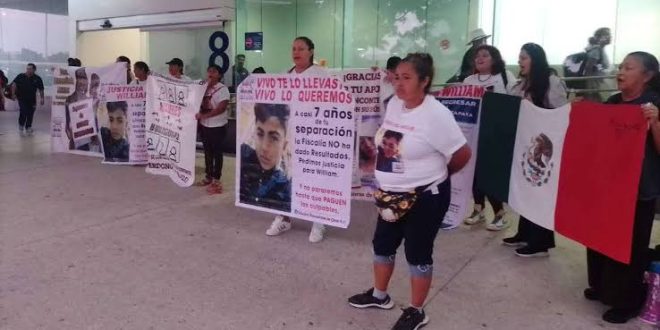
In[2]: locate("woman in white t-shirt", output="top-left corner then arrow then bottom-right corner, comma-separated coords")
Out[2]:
462,45 -> 516,231
130,61 -> 150,85
195,64 -> 231,194
265,36 -> 329,243
348,53 -> 472,330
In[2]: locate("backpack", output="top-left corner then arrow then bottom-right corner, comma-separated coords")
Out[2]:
563,52 -> 589,90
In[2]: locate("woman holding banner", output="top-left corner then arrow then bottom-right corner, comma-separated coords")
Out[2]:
196,64 -> 230,195
348,53 -> 471,330
265,36 -> 329,243
502,43 -> 567,258
584,51 -> 660,324
132,62 -> 150,85
462,45 -> 516,231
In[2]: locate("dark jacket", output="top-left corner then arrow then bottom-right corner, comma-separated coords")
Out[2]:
239,144 -> 291,212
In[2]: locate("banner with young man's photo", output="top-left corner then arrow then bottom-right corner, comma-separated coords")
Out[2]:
435,85 -> 485,228
51,63 -> 126,156
236,74 -> 355,228
145,73 -> 207,187
332,69 -> 385,201
98,85 -> 148,165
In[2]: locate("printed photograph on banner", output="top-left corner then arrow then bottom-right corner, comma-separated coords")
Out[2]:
375,129 -> 404,174
238,102 -> 292,212
98,85 -> 148,164
236,74 -> 355,228
51,63 -> 127,157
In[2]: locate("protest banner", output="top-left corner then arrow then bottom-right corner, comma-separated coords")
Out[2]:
51,63 -> 126,156
145,73 -> 207,187
236,74 -> 355,228
332,69 -> 386,201
98,85 -> 147,164
435,85 -> 485,228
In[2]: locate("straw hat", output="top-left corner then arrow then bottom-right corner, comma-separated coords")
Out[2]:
467,28 -> 491,45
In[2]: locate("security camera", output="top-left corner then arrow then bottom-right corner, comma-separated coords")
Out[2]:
100,20 -> 112,29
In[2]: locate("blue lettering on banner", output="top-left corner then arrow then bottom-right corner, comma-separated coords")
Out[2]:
437,98 -> 480,124
209,31 -> 230,74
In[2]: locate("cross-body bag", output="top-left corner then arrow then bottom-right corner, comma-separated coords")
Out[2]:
374,178 -> 444,222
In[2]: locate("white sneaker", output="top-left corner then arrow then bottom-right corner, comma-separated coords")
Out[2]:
464,207 -> 486,225
486,210 -> 509,231
309,222 -> 326,243
26,128 -> 34,136
266,215 -> 292,236
19,127 -> 25,136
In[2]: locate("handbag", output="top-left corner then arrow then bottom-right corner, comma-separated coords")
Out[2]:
374,188 -> 419,222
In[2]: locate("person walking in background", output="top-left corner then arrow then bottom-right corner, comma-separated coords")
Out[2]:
446,28 -> 491,83
116,56 -> 133,84
582,28 -> 613,101
462,45 -> 516,231
348,53 -> 471,330
502,43 -> 568,257
132,61 -> 150,85
265,36 -> 329,243
196,65 -> 231,195
0,69 -> 8,111
584,51 -> 660,324
11,63 -> 44,136
167,58 -> 191,81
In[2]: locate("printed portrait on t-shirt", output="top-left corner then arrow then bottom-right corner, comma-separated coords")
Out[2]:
239,103 -> 292,212
375,129 -> 404,173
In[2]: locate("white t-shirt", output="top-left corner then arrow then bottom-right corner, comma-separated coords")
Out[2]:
375,95 -> 467,192
462,70 -> 516,94
200,82 -> 231,128
129,79 -> 147,86
168,74 -> 192,81
287,64 -> 327,76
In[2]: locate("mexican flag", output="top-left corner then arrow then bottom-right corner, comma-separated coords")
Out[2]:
476,93 -> 648,264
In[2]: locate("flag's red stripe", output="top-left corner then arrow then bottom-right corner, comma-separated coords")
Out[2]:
555,102 -> 647,264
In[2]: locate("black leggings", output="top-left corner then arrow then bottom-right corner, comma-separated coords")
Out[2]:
200,125 -> 227,180
515,216 -> 555,250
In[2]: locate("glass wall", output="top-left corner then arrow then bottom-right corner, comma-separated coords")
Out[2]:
235,0 -> 471,83
0,6 -> 69,90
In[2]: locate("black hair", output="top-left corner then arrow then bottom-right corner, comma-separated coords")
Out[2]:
383,130 -> 403,142
134,61 -> 150,74
67,58 -> 76,66
589,27 -> 611,45
474,45 -> 508,86
627,51 -> 660,94
107,101 -> 128,115
74,58 -> 82,67
116,56 -> 131,65
401,53 -> 435,94
520,43 -> 552,107
294,36 -> 315,67
236,54 -> 246,60
255,103 -> 290,132
386,56 -> 402,71
207,64 -> 223,76
27,63 -> 36,71
252,67 -> 266,74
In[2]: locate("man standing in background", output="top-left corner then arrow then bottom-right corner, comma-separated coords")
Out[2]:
232,54 -> 250,92
11,63 -> 44,136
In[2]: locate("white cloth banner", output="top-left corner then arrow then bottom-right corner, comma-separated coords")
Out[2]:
435,85 -> 484,228
51,63 -> 126,156
331,69 -> 386,201
99,85 -> 147,165
145,73 -> 207,187
236,74 -> 356,228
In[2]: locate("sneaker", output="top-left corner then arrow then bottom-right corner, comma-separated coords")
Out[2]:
348,288 -> 394,310
196,177 -> 213,186
502,236 -> 527,247
583,288 -> 600,301
486,211 -> 509,231
464,208 -> 486,225
266,215 -> 292,236
309,222 -> 326,243
25,127 -> 34,136
19,127 -> 25,136
392,307 -> 429,330
602,308 -> 637,324
515,246 -> 549,258
206,180 -> 222,195
440,222 -> 458,231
